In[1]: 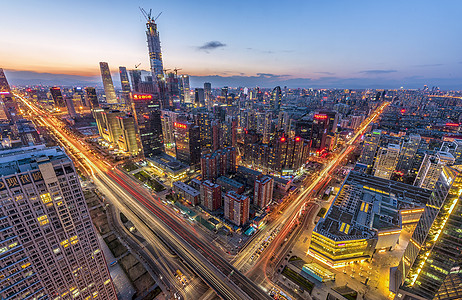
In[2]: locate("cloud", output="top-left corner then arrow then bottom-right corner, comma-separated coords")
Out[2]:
314,71 -> 335,75
414,63 -> 443,68
197,41 -> 226,52
256,73 -> 289,78
359,69 -> 397,75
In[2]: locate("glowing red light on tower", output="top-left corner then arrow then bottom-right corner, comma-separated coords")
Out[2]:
280,137 -> 286,142
400,109 -> 406,114
295,137 -> 301,142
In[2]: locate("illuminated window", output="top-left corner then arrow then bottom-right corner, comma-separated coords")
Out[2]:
21,262 -> 31,269
37,215 -> 49,226
40,193 -> 52,204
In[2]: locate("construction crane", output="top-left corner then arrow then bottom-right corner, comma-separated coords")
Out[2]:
163,69 -> 171,74
135,63 -> 141,69
173,68 -> 182,76
140,7 -> 162,23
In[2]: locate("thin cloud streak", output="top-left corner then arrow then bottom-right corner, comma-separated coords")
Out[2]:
197,41 -> 226,52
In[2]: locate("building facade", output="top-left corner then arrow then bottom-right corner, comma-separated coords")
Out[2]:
224,191 -> 249,226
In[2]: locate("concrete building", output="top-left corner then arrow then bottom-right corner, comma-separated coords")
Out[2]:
200,147 -> 236,181
373,143 -> 400,179
357,130 -> 382,170
116,115 -> 139,155
200,180 -> 221,211
216,176 -> 245,194
309,171 -> 430,268
224,191 -> 250,226
147,154 -> 189,182
99,62 -> 117,104
0,145 -> 116,299
414,151 -> 455,190
254,176 -> 274,208
173,181 -> 200,205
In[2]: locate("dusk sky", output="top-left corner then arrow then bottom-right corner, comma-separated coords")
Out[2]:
2,0 -> 462,89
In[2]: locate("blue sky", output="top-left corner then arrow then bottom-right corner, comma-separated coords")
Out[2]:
1,0 -> 461,89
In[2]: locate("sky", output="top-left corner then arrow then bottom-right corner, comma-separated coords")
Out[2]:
1,0 -> 462,89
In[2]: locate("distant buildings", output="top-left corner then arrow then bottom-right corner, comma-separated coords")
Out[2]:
200,147 -> 236,181
0,145 -> 116,299
224,191 -> 249,226
84,86 -> 99,109
49,87 -> 65,108
270,86 -> 282,111
119,66 -> 131,105
99,62 -> 117,104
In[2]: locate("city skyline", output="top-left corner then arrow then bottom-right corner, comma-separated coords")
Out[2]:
2,0 -> 462,89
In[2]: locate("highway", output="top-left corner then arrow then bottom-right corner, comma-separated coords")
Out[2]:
16,93 -> 271,300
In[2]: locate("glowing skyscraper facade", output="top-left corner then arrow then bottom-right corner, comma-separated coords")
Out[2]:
99,62 -> 117,104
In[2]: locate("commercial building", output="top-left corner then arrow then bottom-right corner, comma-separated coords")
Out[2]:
49,87 -> 66,108
84,87 -> 99,109
119,66 -> 131,105
179,75 -> 191,104
270,86 -> 282,111
373,143 -> 400,179
414,151 -> 455,190
224,191 -> 250,226
357,130 -> 382,170
174,121 -> 201,167
308,171 -> 430,268
200,180 -> 222,211
147,154 -> 189,182
396,134 -> 421,173
131,93 -> 164,158
254,175 -> 274,208
173,181 -> 200,205
99,62 -> 117,104
395,166 -> 462,300
116,115 -> 139,155
0,145 -> 116,299
161,110 -> 179,156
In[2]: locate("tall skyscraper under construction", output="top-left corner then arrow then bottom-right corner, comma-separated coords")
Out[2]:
99,62 -> 117,104
141,9 -> 164,86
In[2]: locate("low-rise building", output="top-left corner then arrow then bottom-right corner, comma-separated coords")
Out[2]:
216,176 -> 245,194
147,154 -> 190,182
173,181 -> 200,205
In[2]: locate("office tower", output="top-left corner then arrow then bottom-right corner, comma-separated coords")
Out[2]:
272,135 -> 306,175
166,72 -> 179,102
174,121 -> 201,167
204,82 -> 212,109
93,109 -> 125,144
179,75 -> 191,104
211,120 -> 221,151
129,69 -> 142,93
309,171 -> 431,268
396,134 -> 421,173
221,87 -> 228,103
143,11 -> 164,84
414,151 -> 455,190
221,117 -> 237,148
200,180 -> 222,211
224,191 -> 250,226
117,115 -> 139,155
200,147 -> 237,181
358,130 -> 382,169
262,112 -> 273,144
373,143 -> 400,179
119,66 -> 131,105
396,166 -> 462,300
161,110 -> 179,156
49,87 -> 66,108
195,88 -> 205,107
277,111 -> 289,132
0,145 -> 116,299
84,87 -> 99,109
310,113 -> 329,151
295,118 -> 312,141
65,97 -> 77,118
199,112 -> 212,150
131,93 -> 163,157
0,68 -> 11,93
270,86 -> 282,111
99,62 -> 117,104
72,87 -> 85,108
254,176 -> 274,208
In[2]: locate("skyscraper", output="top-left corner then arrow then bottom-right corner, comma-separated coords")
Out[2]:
84,86 -> 99,109
200,180 -> 222,211
195,88 -> 205,107
65,96 -> 77,118
179,75 -> 191,104
397,134 -> 421,173
396,166 -> 462,300
204,82 -> 212,109
174,121 -> 201,167
49,87 -> 66,108
254,176 -> 274,208
373,143 -> 400,179
143,9 -> 164,85
129,69 -> 142,93
224,191 -> 250,226
357,130 -> 382,170
119,66 -> 131,105
131,93 -> 164,158
0,68 -> 11,93
0,145 -> 116,299
414,151 -> 455,190
270,86 -> 282,111
99,62 -> 117,104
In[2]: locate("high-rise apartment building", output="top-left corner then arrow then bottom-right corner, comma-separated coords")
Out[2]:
224,191 -> 249,226
200,147 -> 236,181
0,145 -> 116,299
200,180 -> 222,211
204,82 -> 212,109
99,62 -> 117,104
161,110 -> 179,156
195,88 -> 205,107
179,75 -> 191,104
357,130 -> 382,169
254,176 -> 274,208
373,143 -> 400,179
